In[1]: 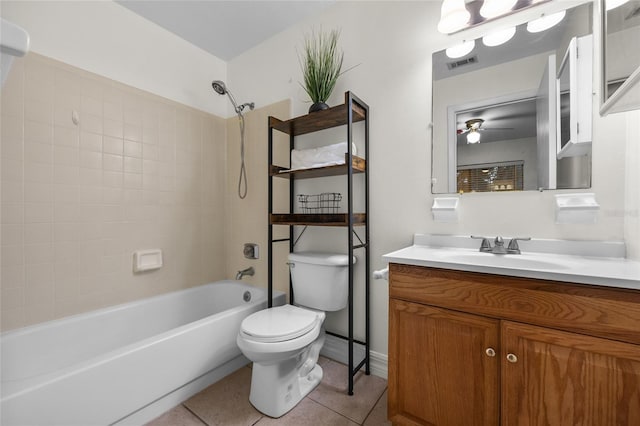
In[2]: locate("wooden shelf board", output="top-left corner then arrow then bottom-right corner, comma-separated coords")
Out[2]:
270,213 -> 367,226
269,101 -> 366,136
271,155 -> 366,179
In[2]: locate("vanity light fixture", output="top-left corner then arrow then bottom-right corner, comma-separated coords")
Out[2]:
437,0 -> 471,34
526,10 -> 566,33
438,0 -> 551,34
467,129 -> 481,143
446,39 -> 475,58
482,26 -> 516,47
480,0 -> 518,19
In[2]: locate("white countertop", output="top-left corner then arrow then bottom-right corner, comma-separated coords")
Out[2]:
383,235 -> 640,291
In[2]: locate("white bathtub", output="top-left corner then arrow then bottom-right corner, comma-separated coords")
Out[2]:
1,281 -> 285,426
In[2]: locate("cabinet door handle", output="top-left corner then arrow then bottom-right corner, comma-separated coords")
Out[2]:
506,353 -> 518,363
485,347 -> 496,357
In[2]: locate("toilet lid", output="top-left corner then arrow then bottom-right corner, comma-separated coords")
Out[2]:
241,305 -> 321,343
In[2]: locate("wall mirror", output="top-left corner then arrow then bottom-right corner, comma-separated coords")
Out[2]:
600,0 -> 640,115
432,2 -> 593,194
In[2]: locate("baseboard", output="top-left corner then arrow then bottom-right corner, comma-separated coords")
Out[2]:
320,334 -> 388,380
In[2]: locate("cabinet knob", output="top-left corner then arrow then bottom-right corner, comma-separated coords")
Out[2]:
506,353 -> 518,363
485,347 -> 496,357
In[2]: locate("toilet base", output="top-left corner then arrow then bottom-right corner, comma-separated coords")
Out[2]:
249,362 -> 323,418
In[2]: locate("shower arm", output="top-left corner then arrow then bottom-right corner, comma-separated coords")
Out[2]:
224,88 -> 255,115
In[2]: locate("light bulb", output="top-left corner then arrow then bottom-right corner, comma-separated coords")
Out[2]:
467,130 -> 481,144
480,0 -> 518,19
482,27 -> 516,47
446,39 -> 475,59
527,10 -> 566,33
438,0 -> 471,34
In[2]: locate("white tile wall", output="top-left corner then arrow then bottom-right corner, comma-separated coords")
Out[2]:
1,53 -> 227,331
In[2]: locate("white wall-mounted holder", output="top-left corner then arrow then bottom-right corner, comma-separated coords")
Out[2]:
432,197 -> 459,222
555,193 -> 599,224
133,249 -> 163,273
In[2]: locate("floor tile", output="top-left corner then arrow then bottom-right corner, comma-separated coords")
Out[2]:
318,355 -> 332,367
308,359 -> 388,424
183,367 -> 262,426
145,405 -> 206,426
363,390 -> 391,426
254,397 -> 358,426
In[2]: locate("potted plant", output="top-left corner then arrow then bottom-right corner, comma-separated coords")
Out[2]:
299,28 -> 344,113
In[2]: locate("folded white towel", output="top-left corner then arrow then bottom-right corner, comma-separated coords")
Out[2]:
290,142 -> 357,171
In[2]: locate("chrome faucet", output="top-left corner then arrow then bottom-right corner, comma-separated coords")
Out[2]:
235,266 -> 255,280
471,236 -> 531,255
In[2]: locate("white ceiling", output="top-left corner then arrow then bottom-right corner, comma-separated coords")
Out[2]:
116,1 -> 335,61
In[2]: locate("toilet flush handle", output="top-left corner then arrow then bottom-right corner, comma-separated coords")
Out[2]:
286,261 -> 295,268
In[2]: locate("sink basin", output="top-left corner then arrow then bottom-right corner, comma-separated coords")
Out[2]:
455,254 -> 567,270
425,250 -> 568,270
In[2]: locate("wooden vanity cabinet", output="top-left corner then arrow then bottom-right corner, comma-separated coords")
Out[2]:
389,299 -> 499,425
388,263 -> 640,426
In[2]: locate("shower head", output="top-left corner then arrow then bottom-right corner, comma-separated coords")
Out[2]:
211,79 -> 254,115
211,80 -> 227,95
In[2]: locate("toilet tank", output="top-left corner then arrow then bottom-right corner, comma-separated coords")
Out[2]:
288,252 -> 356,311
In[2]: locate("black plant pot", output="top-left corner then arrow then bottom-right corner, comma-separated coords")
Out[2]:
309,101 -> 329,113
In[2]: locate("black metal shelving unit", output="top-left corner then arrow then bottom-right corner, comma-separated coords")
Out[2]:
267,91 -> 370,395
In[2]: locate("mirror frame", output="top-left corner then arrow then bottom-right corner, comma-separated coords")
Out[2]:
600,0 -> 640,115
557,35 -> 593,159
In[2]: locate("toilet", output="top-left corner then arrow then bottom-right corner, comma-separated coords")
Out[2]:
236,251 -> 354,418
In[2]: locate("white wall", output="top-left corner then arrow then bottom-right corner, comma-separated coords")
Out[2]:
0,0 -> 228,117
228,0 -> 636,357
625,110 -> 640,259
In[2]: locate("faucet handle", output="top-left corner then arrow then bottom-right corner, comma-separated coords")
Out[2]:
507,237 -> 531,254
471,235 -> 492,252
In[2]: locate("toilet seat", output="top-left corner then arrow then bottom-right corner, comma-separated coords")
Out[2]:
240,305 -> 322,343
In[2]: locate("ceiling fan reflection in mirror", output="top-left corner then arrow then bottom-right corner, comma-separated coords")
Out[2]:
457,118 -> 512,144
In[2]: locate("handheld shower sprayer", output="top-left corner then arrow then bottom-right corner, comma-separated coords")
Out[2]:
211,80 -> 254,200
212,80 -> 254,115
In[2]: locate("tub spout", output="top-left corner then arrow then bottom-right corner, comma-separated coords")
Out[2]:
236,266 -> 255,280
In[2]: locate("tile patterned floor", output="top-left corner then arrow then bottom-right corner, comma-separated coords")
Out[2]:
146,357 -> 390,426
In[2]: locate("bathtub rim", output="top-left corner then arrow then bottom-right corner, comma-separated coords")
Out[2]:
1,280 -> 262,340
1,280 -> 283,401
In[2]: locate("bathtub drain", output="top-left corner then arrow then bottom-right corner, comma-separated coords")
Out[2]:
243,291 -> 252,302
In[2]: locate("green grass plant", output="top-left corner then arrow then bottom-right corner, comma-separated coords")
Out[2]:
299,28 -> 344,105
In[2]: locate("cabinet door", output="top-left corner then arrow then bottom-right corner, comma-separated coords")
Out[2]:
388,299 -> 499,426
502,321 -> 640,426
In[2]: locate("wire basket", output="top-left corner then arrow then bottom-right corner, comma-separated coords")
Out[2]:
298,193 -> 342,214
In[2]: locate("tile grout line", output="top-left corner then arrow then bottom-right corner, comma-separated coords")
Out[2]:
250,416 -> 265,426
360,386 -> 388,425
306,358 -> 387,425
181,403 -> 212,426
304,396 -> 361,425
305,390 -> 385,425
